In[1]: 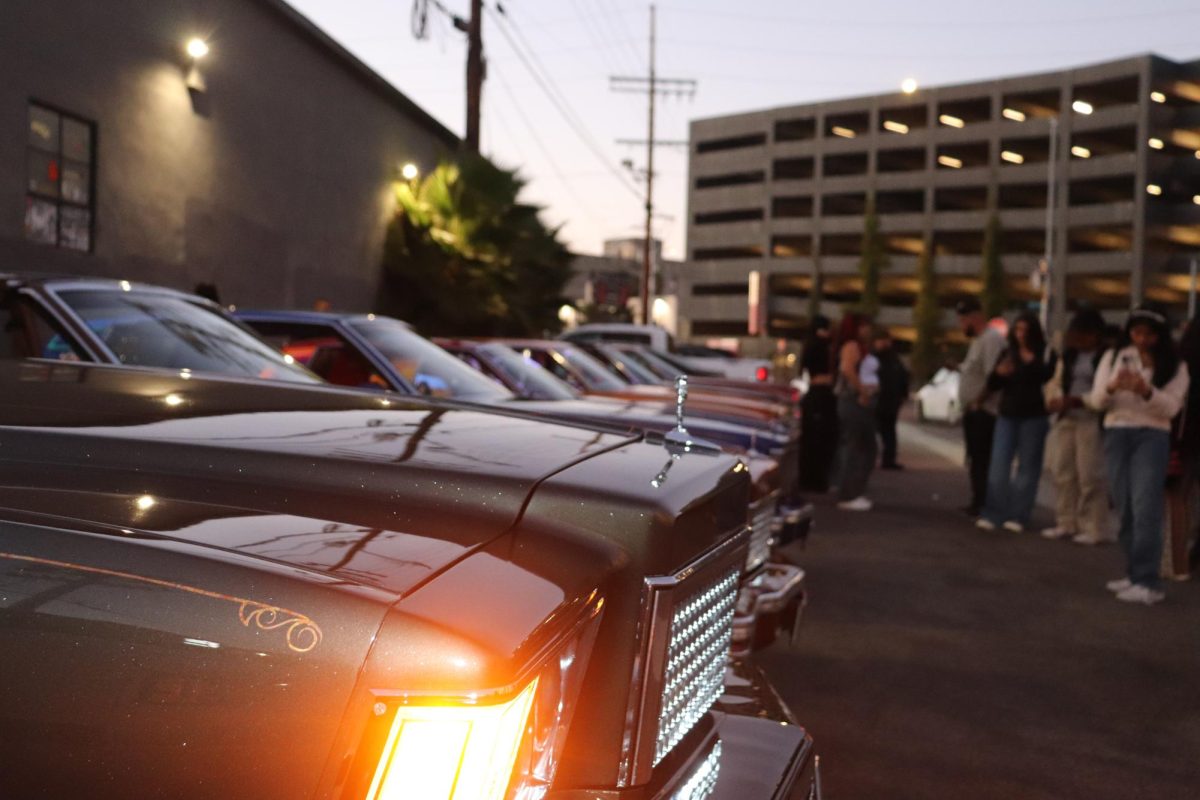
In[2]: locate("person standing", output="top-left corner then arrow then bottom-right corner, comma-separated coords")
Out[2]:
800,316 -> 838,492
956,298 -> 1007,518
977,312 -> 1056,533
834,314 -> 879,511
874,330 -> 910,469
1162,317 -> 1200,581
1091,305 -> 1189,605
1042,309 -> 1112,545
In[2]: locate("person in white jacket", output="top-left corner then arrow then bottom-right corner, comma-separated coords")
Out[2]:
1090,306 -> 1190,605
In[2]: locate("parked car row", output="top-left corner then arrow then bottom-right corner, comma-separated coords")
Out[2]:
0,273 -> 820,799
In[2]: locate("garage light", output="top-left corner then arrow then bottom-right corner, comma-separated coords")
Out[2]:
1151,91 -> 1167,103
1072,100 -> 1094,115
831,126 -> 856,139
1001,150 -> 1025,164
1193,195 -> 1200,205
937,155 -> 963,169
938,114 -> 964,128
1149,138 -> 1164,150
882,120 -> 909,134
186,38 -> 210,60
1002,107 -> 1026,122
1070,146 -> 1091,159
1146,184 -> 1162,196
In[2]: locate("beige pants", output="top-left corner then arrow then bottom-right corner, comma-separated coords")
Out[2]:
1049,413 -> 1109,538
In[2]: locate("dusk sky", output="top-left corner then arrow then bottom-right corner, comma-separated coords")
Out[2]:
290,0 -> 1199,260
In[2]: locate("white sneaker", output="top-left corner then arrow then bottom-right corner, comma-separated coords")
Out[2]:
975,518 -> 997,531
1002,521 -> 1024,534
837,496 -> 872,511
1041,526 -> 1075,540
1115,584 -> 1165,605
1073,532 -> 1117,546
1105,578 -> 1132,593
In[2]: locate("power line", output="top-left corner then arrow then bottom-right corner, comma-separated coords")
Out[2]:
489,63 -> 607,229
587,0 -> 645,73
488,5 -> 643,200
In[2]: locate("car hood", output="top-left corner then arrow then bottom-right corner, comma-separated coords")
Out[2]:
501,397 -> 786,454
0,361 -> 639,597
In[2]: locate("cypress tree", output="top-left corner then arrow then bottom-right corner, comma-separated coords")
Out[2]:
981,213 -> 1006,319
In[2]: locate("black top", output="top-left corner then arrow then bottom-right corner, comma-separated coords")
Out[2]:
875,350 -> 910,414
801,338 -> 834,377
989,347 -> 1057,418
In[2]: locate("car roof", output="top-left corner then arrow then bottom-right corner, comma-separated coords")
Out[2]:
235,309 -> 391,326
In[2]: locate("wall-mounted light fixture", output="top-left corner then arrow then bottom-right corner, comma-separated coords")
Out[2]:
400,162 -> 420,181
184,37 -> 211,115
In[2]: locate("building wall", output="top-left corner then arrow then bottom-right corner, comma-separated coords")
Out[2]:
680,54 -> 1200,342
0,0 -> 455,310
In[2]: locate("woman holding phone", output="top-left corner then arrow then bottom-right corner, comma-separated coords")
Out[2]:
977,312 -> 1056,533
1091,305 -> 1189,605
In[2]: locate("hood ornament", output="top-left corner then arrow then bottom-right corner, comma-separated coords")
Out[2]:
652,376 -> 722,487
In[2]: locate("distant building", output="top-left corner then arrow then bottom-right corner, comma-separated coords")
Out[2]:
680,54 -> 1200,343
1,0 -> 456,310
603,237 -> 663,265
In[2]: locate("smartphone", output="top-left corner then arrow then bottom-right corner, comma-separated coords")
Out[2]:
1120,353 -> 1137,371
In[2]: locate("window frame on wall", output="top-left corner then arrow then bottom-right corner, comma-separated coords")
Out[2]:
24,100 -> 96,253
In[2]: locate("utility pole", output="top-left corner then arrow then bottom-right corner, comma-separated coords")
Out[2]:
611,5 -> 695,325
1039,116 -> 1059,331
465,0 -> 484,152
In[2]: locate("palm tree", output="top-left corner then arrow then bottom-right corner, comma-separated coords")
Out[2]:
379,156 -> 571,335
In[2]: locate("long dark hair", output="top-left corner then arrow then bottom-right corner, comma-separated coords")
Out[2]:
1124,307 -> 1180,388
1007,311 -> 1046,359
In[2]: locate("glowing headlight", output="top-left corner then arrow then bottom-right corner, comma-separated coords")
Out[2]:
366,679 -> 538,800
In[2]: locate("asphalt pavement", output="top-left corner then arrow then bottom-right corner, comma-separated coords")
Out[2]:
760,420 -> 1200,800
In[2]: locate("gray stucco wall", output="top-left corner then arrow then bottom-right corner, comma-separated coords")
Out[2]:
0,0 -> 454,310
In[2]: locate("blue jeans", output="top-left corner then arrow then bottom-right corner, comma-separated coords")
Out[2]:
982,415 -> 1050,526
1104,427 -> 1170,591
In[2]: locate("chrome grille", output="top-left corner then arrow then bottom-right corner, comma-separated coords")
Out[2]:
670,741 -> 722,800
746,494 -> 777,572
655,568 -> 739,765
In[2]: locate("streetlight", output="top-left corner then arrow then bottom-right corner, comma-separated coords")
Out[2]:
186,38 -> 210,60
901,78 -> 919,95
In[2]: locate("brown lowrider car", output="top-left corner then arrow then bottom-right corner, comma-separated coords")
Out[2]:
0,359 -> 819,798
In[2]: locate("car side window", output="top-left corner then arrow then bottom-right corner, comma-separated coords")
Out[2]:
0,295 -> 86,361
248,321 -> 389,391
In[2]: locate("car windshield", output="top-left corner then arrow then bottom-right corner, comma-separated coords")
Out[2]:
349,318 -> 512,401
475,343 -> 578,400
616,347 -> 679,381
593,344 -> 662,385
552,345 -> 627,391
55,289 -> 319,383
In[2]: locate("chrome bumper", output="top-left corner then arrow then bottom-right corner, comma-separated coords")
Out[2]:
730,563 -> 807,657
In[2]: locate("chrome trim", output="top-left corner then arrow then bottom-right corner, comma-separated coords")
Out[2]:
618,528 -> 749,787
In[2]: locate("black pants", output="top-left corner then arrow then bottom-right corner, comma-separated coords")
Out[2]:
877,406 -> 900,466
800,385 -> 838,492
963,409 -> 996,513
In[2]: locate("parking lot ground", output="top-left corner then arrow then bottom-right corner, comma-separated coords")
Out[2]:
761,423 -> 1200,800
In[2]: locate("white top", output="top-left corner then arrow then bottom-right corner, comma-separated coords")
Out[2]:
860,353 -> 880,387
1089,346 -> 1189,431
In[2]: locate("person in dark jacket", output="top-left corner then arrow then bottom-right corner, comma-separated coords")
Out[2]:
873,330 -> 910,469
800,315 -> 838,491
977,312 -> 1057,533
1165,317 -> 1200,579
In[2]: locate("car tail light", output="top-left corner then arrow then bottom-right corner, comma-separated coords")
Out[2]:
364,679 -> 538,800
755,366 -> 769,382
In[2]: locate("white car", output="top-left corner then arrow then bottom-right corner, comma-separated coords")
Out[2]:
916,367 -> 963,424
